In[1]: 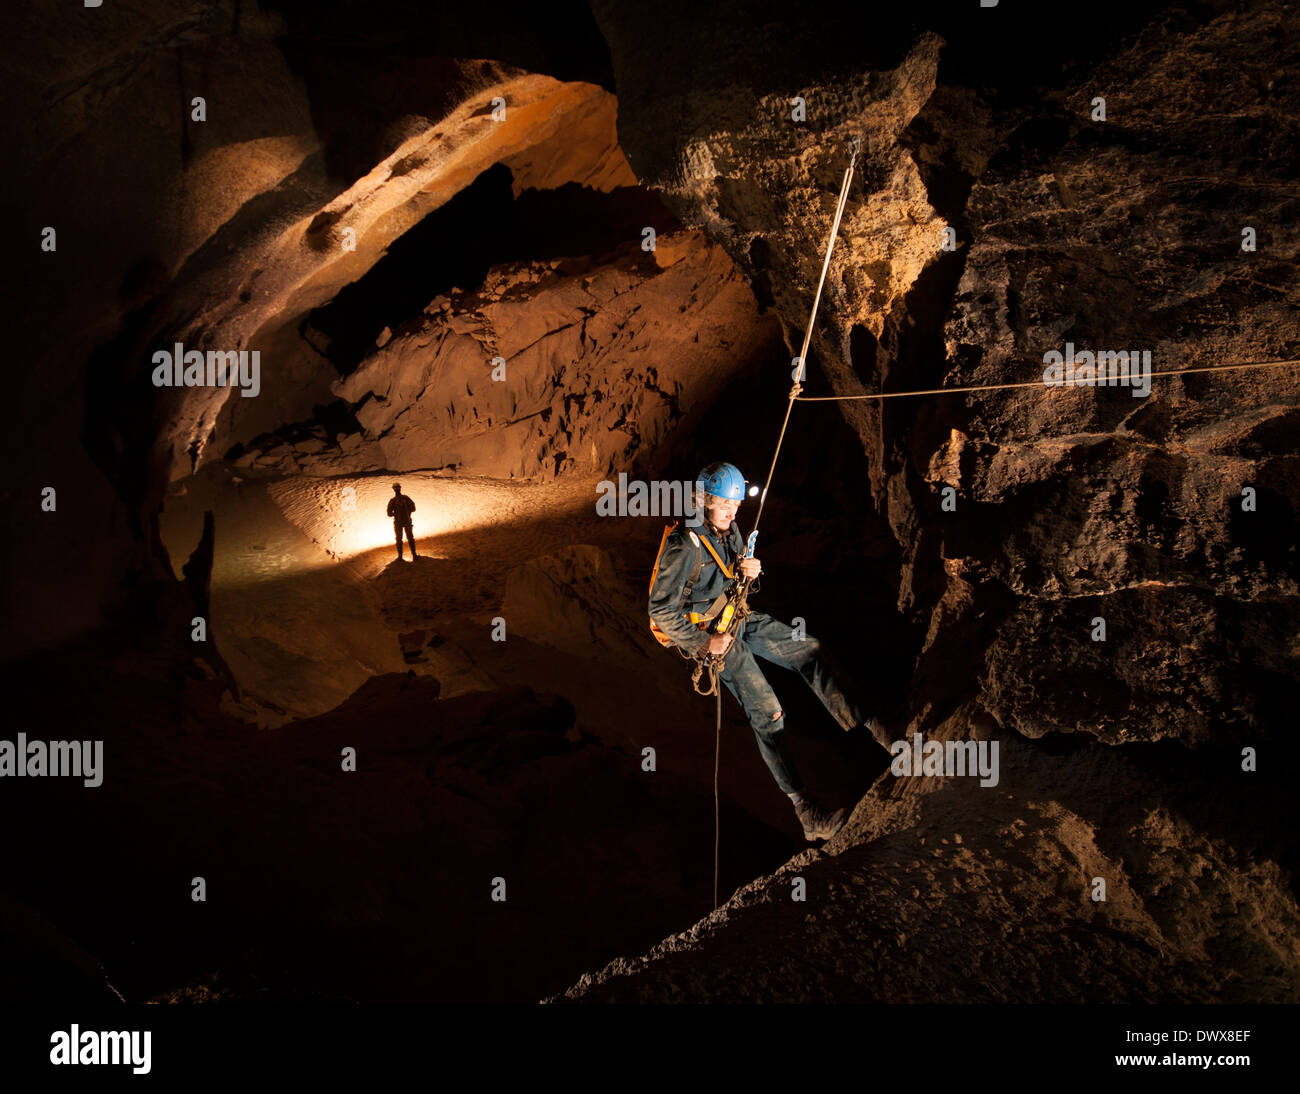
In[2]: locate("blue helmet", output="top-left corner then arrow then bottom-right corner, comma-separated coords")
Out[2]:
696,462 -> 746,502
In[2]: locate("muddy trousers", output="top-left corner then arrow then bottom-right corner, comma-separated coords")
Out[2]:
395,521 -> 417,557
715,611 -> 867,795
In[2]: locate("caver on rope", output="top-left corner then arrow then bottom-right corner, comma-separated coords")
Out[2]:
647,461 -> 880,843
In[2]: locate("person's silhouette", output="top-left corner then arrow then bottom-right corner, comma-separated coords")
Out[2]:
387,483 -> 419,561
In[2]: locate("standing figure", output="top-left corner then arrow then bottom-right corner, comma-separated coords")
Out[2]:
387,483 -> 419,561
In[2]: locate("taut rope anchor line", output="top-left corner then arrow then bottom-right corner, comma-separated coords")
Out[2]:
753,132 -> 1300,498
793,357 -> 1300,402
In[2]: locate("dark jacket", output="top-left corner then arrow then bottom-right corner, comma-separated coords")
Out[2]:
648,517 -> 759,655
387,494 -> 416,523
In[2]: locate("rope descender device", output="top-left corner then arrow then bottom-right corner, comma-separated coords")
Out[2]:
689,528 -> 761,697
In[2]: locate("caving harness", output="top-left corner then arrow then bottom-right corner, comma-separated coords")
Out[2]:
647,520 -> 760,696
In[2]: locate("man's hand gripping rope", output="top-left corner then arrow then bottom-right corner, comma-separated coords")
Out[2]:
688,555 -> 760,696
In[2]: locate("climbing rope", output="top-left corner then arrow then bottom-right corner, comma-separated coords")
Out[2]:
678,642 -> 725,907
690,650 -> 720,696
713,688 -> 721,912
684,615 -> 724,909
791,357 -> 1300,402
752,133 -> 862,538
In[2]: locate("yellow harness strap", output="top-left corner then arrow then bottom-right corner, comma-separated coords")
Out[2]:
696,535 -> 734,580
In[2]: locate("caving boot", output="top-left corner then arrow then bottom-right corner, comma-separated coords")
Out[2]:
792,796 -> 849,842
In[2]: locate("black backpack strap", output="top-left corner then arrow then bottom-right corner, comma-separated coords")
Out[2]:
681,526 -> 704,605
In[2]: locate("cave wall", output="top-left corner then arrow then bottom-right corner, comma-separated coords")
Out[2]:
925,3 -> 1300,747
